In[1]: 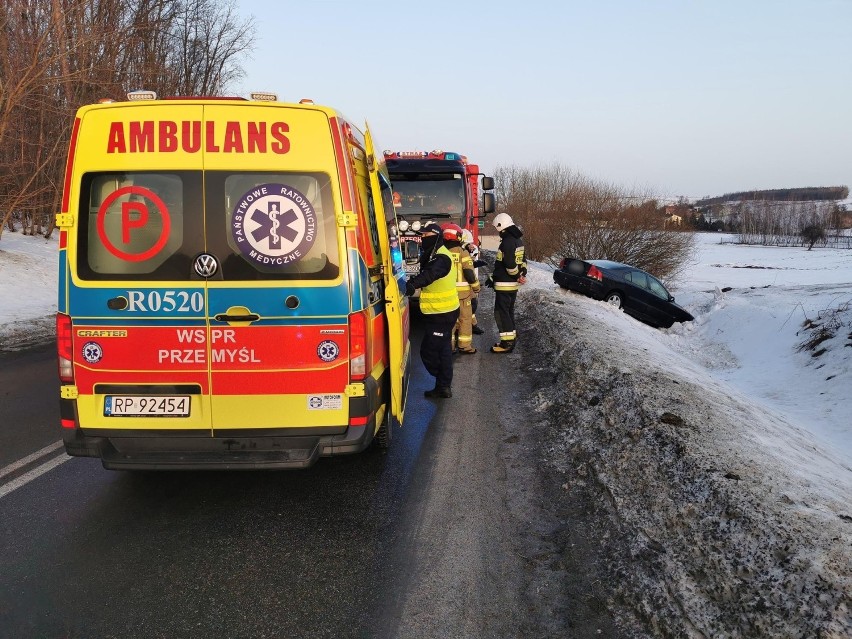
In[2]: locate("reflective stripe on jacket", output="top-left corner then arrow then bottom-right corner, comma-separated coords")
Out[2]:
448,245 -> 480,299
420,245 -> 461,315
493,226 -> 526,290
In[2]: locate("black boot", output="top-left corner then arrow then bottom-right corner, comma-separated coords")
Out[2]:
424,386 -> 452,398
490,340 -> 515,353
472,325 -> 484,335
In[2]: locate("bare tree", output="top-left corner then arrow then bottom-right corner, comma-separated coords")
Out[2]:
169,0 -> 254,96
495,163 -> 695,283
0,0 -> 256,240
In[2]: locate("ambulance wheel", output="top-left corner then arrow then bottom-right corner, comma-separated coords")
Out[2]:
376,407 -> 392,449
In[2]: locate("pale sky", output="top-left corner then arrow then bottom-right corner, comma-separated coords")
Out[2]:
233,0 -> 852,200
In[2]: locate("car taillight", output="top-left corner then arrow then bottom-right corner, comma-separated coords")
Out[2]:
56,312 -> 74,382
559,258 -> 567,269
587,265 -> 603,281
349,310 -> 369,380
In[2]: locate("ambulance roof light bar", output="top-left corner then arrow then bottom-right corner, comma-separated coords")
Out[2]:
383,150 -> 462,160
127,90 -> 157,101
250,91 -> 278,102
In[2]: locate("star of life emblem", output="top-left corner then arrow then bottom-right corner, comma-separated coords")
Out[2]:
317,340 -> 340,362
82,341 -> 103,364
231,183 -> 317,266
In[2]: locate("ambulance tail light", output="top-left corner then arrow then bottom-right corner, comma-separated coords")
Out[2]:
349,310 -> 369,380
56,313 -> 74,382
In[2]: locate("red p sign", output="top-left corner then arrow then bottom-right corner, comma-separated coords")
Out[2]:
97,185 -> 171,262
121,201 -> 149,244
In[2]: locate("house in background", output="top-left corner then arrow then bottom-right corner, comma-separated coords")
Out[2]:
664,204 -> 684,226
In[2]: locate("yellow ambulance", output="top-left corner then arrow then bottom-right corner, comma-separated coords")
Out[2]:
56,91 -> 410,469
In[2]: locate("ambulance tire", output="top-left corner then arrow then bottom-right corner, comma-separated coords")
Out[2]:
376,376 -> 393,449
376,405 -> 393,449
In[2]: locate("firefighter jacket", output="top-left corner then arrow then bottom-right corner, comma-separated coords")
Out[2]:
407,244 -> 460,318
445,241 -> 480,300
493,225 -> 527,292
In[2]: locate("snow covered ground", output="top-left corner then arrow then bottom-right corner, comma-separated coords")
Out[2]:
1,228 -> 850,633
0,230 -> 849,464
0,231 -> 58,351
517,232 -> 851,635
522,232 -> 852,466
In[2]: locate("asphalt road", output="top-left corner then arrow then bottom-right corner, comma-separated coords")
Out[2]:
0,308 -> 634,638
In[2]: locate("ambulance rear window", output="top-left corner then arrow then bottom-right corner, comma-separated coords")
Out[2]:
205,171 -> 340,280
75,170 -> 340,282
77,171 -> 202,280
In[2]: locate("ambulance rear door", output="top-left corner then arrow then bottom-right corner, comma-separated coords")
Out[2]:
365,127 -> 410,422
67,103 -> 211,433
200,103 -> 351,436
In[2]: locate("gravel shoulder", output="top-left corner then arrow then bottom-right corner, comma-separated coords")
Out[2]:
371,291 -> 646,638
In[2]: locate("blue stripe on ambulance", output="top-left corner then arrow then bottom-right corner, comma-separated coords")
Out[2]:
347,248 -> 369,312
207,284 -> 350,318
67,283 -> 351,320
58,250 -> 68,314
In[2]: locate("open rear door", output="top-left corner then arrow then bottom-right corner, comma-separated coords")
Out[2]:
365,126 -> 410,423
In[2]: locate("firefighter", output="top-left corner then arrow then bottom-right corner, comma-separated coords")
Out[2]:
404,223 -> 460,398
461,229 -> 485,335
442,223 -> 480,354
485,213 -> 527,353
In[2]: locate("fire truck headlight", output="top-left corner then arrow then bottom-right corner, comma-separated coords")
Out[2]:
411,221 -> 421,232
398,220 -> 409,232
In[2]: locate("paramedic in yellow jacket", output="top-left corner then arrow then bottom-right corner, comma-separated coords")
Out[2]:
405,223 -> 460,398
441,223 -> 480,354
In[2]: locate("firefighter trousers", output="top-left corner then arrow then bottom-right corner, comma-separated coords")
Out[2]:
421,311 -> 459,390
454,296 -> 475,351
494,290 -> 518,343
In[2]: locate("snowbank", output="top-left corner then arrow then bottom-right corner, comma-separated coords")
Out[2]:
518,269 -> 852,636
0,232 -> 57,351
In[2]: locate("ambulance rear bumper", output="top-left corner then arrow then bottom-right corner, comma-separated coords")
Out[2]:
63,419 -> 376,471
61,374 -> 388,470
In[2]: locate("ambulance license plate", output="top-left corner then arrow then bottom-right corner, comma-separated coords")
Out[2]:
104,396 -> 191,417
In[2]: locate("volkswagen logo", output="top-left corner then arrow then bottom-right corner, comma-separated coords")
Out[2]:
193,253 -> 219,278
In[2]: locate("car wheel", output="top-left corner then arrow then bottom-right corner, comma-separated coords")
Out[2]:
605,292 -> 623,309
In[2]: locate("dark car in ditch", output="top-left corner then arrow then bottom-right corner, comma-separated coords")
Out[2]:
553,258 -> 694,329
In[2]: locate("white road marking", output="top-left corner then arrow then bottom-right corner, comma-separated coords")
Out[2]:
0,440 -> 64,480
0,453 -> 72,500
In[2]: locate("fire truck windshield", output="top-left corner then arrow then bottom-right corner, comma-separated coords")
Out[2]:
390,173 -> 466,221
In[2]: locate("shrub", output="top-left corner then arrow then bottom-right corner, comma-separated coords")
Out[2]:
800,224 -> 827,250
494,162 -> 695,282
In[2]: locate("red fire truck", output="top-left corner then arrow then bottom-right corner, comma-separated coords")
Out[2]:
383,150 -> 494,278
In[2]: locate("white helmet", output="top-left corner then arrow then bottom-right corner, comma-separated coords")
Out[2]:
492,212 -> 514,231
461,229 -> 474,245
